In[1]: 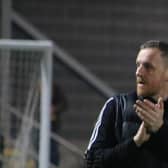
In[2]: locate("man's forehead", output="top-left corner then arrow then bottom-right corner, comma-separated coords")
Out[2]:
136,48 -> 163,63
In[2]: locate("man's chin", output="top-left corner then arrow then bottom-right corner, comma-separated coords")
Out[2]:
137,89 -> 148,97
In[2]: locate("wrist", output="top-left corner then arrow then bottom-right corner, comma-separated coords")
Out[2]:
151,120 -> 164,133
158,120 -> 164,130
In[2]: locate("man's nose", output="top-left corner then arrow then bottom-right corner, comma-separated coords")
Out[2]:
136,64 -> 144,76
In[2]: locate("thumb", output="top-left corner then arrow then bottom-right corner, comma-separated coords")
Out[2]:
157,97 -> 164,110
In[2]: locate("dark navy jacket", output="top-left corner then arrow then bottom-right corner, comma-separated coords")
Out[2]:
85,92 -> 168,168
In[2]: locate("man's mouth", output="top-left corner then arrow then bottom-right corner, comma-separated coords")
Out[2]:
137,81 -> 145,85
136,78 -> 146,85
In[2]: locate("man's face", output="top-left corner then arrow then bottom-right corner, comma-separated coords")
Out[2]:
136,48 -> 166,98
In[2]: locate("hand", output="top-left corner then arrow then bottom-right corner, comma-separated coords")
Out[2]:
133,122 -> 150,147
134,97 -> 164,133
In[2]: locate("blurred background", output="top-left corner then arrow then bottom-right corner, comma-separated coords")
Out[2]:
1,0 -> 168,167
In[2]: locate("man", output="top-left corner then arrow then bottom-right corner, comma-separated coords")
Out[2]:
85,40 -> 168,168
50,82 -> 67,166
33,82 -> 67,167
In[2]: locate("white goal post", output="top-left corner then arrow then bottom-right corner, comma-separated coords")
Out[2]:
0,39 -> 53,168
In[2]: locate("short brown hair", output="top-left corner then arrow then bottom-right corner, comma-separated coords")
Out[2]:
140,40 -> 168,59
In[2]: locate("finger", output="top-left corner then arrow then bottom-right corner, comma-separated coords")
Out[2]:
139,122 -> 151,137
134,104 -> 142,114
143,99 -> 155,111
141,121 -> 149,131
137,112 -> 154,127
135,105 -> 156,123
135,101 -> 157,118
157,97 -> 164,110
142,121 -> 149,130
136,100 -> 155,114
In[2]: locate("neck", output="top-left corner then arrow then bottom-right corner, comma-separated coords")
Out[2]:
157,82 -> 168,101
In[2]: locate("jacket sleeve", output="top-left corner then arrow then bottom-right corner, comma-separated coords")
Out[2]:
145,119 -> 168,162
85,97 -> 141,168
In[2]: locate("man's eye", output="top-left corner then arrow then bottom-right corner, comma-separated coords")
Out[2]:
144,63 -> 153,70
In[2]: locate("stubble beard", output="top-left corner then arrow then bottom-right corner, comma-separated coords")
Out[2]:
137,85 -> 160,100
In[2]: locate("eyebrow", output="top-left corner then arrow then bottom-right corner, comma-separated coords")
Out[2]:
136,60 -> 155,70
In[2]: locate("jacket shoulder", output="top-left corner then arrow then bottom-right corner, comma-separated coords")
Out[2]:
112,91 -> 137,106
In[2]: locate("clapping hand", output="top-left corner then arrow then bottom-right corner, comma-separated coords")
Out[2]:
134,97 -> 164,133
